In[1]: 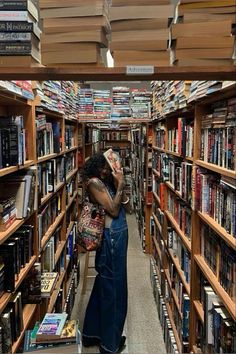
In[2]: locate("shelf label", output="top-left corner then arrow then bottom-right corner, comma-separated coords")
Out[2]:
126,65 -> 154,75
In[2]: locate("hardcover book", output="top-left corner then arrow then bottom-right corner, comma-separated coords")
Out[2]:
103,148 -> 121,172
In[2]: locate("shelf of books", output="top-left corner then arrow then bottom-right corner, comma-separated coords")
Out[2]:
150,80 -> 236,354
0,80 -> 81,353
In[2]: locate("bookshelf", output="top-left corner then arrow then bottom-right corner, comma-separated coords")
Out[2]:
0,82 -> 80,353
151,81 -> 236,354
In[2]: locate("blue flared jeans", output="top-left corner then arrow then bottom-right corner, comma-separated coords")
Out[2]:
83,206 -> 128,352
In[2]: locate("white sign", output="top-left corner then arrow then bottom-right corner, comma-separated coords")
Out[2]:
126,65 -> 154,75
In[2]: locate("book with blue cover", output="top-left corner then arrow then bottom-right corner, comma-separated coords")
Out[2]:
36,313 -> 68,341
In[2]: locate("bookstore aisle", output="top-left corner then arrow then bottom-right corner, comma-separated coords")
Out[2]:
72,214 -> 166,354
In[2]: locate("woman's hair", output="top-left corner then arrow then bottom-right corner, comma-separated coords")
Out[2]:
81,152 -> 107,181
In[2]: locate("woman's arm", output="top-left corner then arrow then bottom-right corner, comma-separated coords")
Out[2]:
87,175 -> 125,218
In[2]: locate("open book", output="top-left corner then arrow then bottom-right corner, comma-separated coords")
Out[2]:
103,148 -> 122,172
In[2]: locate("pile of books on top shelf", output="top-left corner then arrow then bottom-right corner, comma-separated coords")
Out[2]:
24,313 -> 81,352
110,0 -> 174,66
0,80 -> 34,100
61,81 -> 79,120
39,0 -> 110,67
130,89 -> 152,119
151,80 -> 192,119
111,86 -> 131,119
171,0 -> 236,66
77,88 -> 94,119
187,81 -> 228,103
0,0 -> 41,67
93,89 -> 112,119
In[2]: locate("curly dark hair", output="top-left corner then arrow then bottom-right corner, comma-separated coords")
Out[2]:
80,152 -> 107,181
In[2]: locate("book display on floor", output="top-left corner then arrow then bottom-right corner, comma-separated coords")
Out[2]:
0,80 -> 82,354
150,80 -> 236,354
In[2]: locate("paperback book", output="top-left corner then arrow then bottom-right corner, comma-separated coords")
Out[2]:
103,148 -> 121,172
36,313 -> 68,341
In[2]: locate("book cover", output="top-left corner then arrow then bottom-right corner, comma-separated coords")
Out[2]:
103,148 -> 121,172
36,313 -> 68,341
36,320 -> 78,344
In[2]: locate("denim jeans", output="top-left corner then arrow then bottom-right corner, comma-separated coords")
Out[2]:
83,206 -> 128,352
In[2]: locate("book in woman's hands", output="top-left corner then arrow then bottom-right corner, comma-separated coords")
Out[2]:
36,313 -> 68,341
103,148 -> 121,172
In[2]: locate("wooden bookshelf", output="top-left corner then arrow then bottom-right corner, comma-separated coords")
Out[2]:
0,83 -> 81,351
151,82 -> 236,354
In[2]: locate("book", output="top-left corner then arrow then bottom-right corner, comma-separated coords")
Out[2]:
110,5 -> 174,21
39,0 -> 108,8
43,15 -> 110,34
103,148 -> 122,172
0,310 -> 12,354
36,320 -> 78,344
41,29 -> 108,47
36,313 -> 68,341
41,272 -> 58,298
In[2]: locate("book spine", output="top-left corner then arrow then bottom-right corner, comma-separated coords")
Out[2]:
0,20 -> 33,32
0,11 -> 29,21
0,32 -> 31,41
0,1 -> 27,10
0,41 -> 31,54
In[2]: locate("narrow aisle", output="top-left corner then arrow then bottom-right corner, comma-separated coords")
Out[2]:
73,214 -> 166,354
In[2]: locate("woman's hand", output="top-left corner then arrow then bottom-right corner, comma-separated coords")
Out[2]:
112,170 -> 125,190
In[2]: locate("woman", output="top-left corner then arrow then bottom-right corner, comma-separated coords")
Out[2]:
81,152 -> 131,353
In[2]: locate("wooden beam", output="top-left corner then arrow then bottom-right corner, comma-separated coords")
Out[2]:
0,66 -> 235,80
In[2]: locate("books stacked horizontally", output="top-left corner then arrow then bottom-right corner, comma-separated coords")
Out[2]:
172,0 -> 236,66
0,0 -> 41,67
130,89 -> 152,119
110,0 -> 174,66
111,86 -> 131,119
93,90 -> 112,119
78,88 -> 94,119
39,0 -> 110,66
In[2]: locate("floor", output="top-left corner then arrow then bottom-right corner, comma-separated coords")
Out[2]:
72,214 -> 166,354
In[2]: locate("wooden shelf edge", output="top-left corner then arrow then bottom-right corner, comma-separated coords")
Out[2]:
64,146 -> 78,153
152,235 -> 162,260
37,153 -> 58,163
194,255 -> 236,320
0,256 -> 37,314
167,247 -> 191,296
193,300 -> 204,324
195,160 -> 236,179
197,211 -> 236,251
66,168 -> 78,182
165,211 -> 191,252
54,241 -> 66,265
40,181 -> 64,207
0,219 -> 26,245
0,160 -> 34,177
12,304 -> 37,354
47,260 -> 70,313
165,302 -> 182,354
153,213 -> 162,234
152,145 -> 165,152
164,269 -> 183,320
41,212 -> 65,250
153,191 -> 161,205
66,191 -> 78,212
66,221 -> 75,240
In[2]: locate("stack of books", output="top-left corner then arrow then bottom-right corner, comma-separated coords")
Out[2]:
39,0 -> 110,66
110,0 -> 174,66
23,314 -> 80,351
171,0 -> 236,66
0,0 -> 41,67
